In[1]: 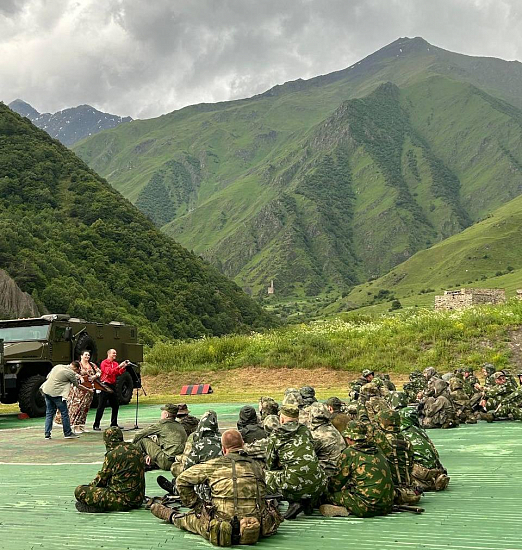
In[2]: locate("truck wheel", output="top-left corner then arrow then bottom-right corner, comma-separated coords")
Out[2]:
115,371 -> 134,405
74,333 -> 98,363
19,375 -> 47,417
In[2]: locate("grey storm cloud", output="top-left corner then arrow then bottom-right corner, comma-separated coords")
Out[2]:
1,0 -> 521,119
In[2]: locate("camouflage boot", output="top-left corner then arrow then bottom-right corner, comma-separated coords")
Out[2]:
150,503 -> 175,523
319,504 -> 350,517
434,474 -> 450,491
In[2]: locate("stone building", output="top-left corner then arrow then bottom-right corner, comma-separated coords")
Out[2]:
434,288 -> 506,310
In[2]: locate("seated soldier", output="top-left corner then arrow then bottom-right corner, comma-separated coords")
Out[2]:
322,421 -> 394,518
265,404 -> 325,520
349,369 -> 374,400
150,429 -> 282,547
326,397 -> 350,434
449,377 -> 477,424
243,415 -> 280,463
307,402 -> 346,478
376,373 -> 396,392
132,403 -> 187,470
403,371 -> 426,403
259,396 -> 279,421
75,427 -> 145,512
237,405 -> 266,443
359,382 -> 391,424
481,372 -> 522,420
299,386 -> 318,407
399,407 -> 449,491
373,410 -> 421,505
177,403 -> 199,436
419,379 -> 458,429
158,410 -> 222,494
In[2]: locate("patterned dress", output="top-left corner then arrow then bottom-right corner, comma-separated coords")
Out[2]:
55,361 -> 100,427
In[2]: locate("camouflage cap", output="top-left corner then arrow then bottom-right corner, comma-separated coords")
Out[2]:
362,369 -> 374,378
299,386 -> 316,398
161,403 -> 179,416
342,421 -> 368,441
494,371 -> 506,380
280,404 -> 300,419
263,414 -> 280,434
389,391 -> 408,410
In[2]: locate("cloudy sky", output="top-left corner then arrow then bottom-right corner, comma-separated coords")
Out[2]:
1,0 -> 521,119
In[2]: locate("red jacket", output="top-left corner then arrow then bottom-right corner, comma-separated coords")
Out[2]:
99,359 -> 125,385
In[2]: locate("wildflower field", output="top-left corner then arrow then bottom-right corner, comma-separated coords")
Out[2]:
143,300 -> 522,375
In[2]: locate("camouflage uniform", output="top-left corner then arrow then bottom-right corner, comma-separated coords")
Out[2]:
449,377 -> 477,424
183,410 -> 223,470
482,364 -> 496,388
403,371 -> 427,403
483,375 -> 522,420
373,410 -> 419,504
307,402 -> 346,478
360,383 -> 391,424
75,427 -> 145,511
173,452 -> 279,543
420,379 -> 458,429
237,405 -> 266,444
259,396 -> 279,420
171,432 -> 195,477
299,386 -> 318,407
244,415 -> 280,463
282,388 -> 304,408
265,414 -> 325,503
375,373 -> 396,392
132,416 -> 187,470
327,421 -> 394,517
179,415 -> 200,436
400,407 -> 449,491
349,370 -> 374,400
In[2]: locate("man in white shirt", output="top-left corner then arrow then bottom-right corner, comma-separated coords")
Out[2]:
41,361 -> 82,439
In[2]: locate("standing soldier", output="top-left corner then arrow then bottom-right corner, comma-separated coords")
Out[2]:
75,427 -> 145,512
265,404 -> 325,520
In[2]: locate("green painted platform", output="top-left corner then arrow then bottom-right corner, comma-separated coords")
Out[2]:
1,404 -> 521,550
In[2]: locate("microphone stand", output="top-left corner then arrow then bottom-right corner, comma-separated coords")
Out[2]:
133,384 -> 147,429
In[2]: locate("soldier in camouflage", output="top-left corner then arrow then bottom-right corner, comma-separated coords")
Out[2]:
323,421 -> 394,518
75,427 -> 145,512
150,429 -> 281,546
449,377 -> 477,424
237,405 -> 266,443
176,403 -> 200,436
325,397 -> 350,434
399,406 -> 449,491
349,369 -> 374,400
299,386 -> 318,407
265,404 -> 325,519
244,415 -> 280,463
403,371 -> 427,403
372,410 -> 420,505
419,379 -> 458,429
482,363 -> 497,388
307,402 -> 346,478
258,396 -> 279,420
132,404 -> 187,470
481,372 -> 522,420
282,388 -> 304,408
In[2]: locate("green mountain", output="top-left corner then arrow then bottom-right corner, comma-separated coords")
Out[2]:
327,192 -> 522,315
0,104 -> 273,343
73,37 -> 522,298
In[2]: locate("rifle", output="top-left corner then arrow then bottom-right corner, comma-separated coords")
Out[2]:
393,504 -> 424,514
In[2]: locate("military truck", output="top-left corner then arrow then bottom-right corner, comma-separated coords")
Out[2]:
0,314 -> 143,417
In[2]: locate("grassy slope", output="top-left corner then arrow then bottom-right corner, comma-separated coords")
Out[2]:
326,192 -> 522,315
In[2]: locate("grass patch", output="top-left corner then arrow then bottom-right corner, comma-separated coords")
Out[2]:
143,300 -> 522,375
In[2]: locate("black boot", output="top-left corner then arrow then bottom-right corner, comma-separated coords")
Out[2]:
284,501 -> 304,520
157,475 -> 174,494
75,501 -> 103,513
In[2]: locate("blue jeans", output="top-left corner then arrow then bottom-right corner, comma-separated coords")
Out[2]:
44,394 -> 73,436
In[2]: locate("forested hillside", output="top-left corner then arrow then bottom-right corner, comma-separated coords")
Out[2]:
0,105 -> 273,342
73,37 -> 522,300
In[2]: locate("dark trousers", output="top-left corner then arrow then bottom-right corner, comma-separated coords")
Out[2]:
93,388 -> 119,428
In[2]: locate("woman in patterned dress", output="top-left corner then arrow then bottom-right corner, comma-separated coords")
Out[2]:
55,351 -> 101,433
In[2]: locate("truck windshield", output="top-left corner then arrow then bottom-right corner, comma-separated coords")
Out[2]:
0,325 -> 50,342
